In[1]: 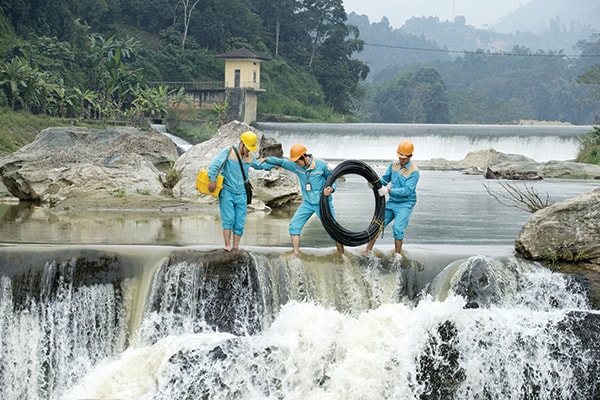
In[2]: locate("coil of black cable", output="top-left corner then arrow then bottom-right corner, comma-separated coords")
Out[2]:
319,160 -> 386,246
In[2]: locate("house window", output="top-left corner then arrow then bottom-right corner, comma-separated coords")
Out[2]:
234,70 -> 240,88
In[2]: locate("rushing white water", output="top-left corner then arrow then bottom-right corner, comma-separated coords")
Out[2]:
0,246 -> 596,400
256,122 -> 592,162
64,254 -> 591,400
150,123 -> 193,153
0,267 -> 129,399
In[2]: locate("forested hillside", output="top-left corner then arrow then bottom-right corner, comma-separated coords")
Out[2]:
348,11 -> 600,124
0,0 -> 368,131
0,0 -> 599,127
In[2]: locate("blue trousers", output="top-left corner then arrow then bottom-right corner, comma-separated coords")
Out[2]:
289,201 -> 335,236
219,189 -> 248,236
383,202 -> 415,240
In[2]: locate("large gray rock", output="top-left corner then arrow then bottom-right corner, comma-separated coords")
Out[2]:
420,148 -> 600,180
485,160 -> 600,180
0,122 -> 302,208
515,188 -> 600,264
419,148 -> 535,172
539,160 -> 600,179
0,126 -> 178,205
458,148 -> 536,169
173,121 -> 300,206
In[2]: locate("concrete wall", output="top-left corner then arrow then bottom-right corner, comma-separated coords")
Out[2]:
224,59 -> 261,89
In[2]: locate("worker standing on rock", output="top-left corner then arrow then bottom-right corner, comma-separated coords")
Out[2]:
208,131 -> 273,251
262,143 -> 345,258
363,140 -> 420,260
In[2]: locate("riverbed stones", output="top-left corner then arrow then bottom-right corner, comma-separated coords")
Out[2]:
515,188 -> 600,308
0,126 -> 178,205
420,148 -> 600,180
515,188 -> 600,264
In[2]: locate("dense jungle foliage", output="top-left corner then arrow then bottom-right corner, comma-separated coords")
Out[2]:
0,0 -> 368,128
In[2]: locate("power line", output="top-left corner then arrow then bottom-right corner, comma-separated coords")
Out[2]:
364,42 -> 600,58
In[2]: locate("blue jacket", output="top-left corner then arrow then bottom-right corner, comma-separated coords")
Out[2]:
265,155 -> 334,205
380,160 -> 419,205
209,145 -> 272,195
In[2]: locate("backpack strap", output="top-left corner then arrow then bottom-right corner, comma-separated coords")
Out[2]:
233,146 -> 248,183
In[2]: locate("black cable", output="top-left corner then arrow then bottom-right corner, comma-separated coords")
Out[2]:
319,160 -> 386,247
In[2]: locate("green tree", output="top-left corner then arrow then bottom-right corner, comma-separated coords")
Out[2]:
313,23 -> 368,113
576,35 -> 600,122
366,68 -> 449,123
251,0 -> 301,57
82,33 -> 146,119
300,0 -> 345,67
410,68 -> 449,123
578,64 -> 600,98
48,86 -> 74,118
130,85 -> 168,120
72,87 -> 96,119
120,0 -> 175,32
576,126 -> 600,165
0,57 -> 32,110
0,56 -> 55,113
578,64 -> 600,123
136,44 -> 223,82
8,35 -> 82,88
184,0 -> 266,52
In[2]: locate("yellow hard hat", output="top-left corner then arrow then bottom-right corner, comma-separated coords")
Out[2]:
397,140 -> 414,157
240,131 -> 258,151
289,143 -> 307,161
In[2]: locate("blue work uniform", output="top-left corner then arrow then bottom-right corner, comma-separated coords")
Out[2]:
380,159 -> 419,240
265,155 -> 336,235
208,145 -> 273,236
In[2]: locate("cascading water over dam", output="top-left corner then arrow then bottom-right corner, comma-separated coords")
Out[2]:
255,122 -> 592,162
0,245 -> 598,399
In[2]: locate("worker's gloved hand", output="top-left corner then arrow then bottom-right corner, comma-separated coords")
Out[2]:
377,187 -> 388,197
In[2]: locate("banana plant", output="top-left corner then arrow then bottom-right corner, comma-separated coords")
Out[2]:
72,87 -> 97,120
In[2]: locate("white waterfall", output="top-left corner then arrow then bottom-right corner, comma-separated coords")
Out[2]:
0,247 -> 596,400
150,123 -> 193,153
256,122 -> 592,162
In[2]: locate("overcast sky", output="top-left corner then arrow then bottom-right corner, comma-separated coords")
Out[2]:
343,0 -> 530,29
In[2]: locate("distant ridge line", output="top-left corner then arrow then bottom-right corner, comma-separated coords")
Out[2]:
364,42 -> 600,58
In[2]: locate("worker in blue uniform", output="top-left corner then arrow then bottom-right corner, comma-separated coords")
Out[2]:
263,143 -> 344,258
363,140 -> 419,260
208,131 -> 273,251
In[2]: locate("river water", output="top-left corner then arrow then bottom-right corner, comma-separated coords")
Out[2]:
0,170 -> 597,250
0,123 -> 599,399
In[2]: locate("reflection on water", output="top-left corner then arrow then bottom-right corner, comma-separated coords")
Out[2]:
1,171 -> 598,249
0,202 -> 294,247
